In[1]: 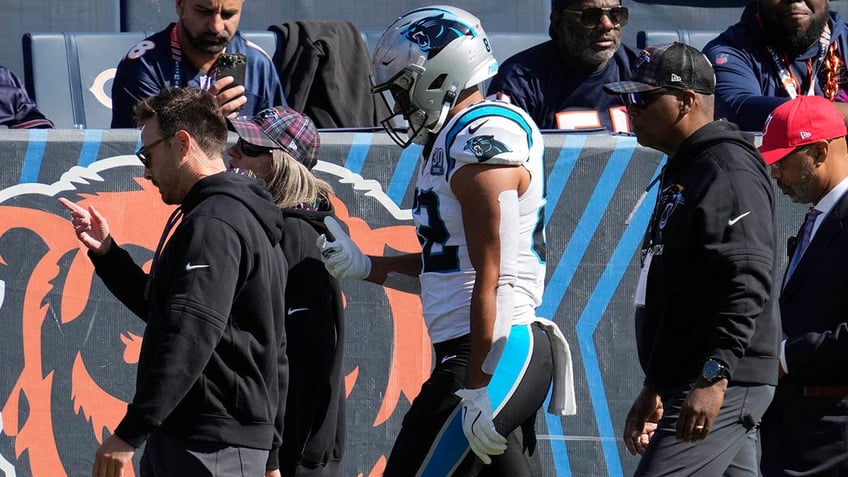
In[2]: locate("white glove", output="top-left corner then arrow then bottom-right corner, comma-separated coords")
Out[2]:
455,387 -> 507,464
315,216 -> 371,280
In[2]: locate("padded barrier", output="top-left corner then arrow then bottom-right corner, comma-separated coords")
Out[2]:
0,129 -> 803,477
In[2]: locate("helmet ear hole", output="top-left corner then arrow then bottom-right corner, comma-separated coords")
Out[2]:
428,74 -> 447,91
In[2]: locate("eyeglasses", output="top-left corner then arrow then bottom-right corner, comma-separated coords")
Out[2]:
562,6 -> 629,28
621,89 -> 674,109
136,133 -> 175,168
238,138 -> 274,157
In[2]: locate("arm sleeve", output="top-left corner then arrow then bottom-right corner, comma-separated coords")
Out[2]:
704,42 -> 787,131
89,242 -> 151,321
0,67 -> 53,129
113,216 -> 243,446
699,166 -> 775,375
111,57 -> 163,128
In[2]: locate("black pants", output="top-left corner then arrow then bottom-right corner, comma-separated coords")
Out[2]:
139,432 -> 268,477
384,323 -> 554,477
635,384 -> 774,477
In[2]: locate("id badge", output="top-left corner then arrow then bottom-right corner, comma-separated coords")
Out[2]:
635,249 -> 653,306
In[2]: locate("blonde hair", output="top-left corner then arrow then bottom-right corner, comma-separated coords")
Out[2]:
264,149 -> 333,209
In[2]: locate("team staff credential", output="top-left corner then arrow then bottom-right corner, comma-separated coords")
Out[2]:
111,0 -> 286,128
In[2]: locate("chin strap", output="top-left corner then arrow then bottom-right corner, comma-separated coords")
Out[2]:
427,84 -> 459,137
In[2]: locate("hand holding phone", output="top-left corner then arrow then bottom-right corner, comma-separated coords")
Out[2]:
216,53 -> 246,90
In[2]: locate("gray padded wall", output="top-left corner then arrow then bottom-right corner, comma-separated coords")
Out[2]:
1,0 -> 120,82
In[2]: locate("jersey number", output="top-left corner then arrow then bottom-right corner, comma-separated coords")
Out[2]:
414,188 -> 460,273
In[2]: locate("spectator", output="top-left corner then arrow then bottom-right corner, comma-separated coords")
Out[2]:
59,87 -> 287,477
319,6 -> 574,476
0,65 -> 53,128
487,0 -> 637,132
111,0 -> 286,128
227,106 -> 346,477
603,43 -> 779,475
703,0 -> 848,131
757,95 -> 848,475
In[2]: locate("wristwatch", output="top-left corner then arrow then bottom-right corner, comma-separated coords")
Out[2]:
701,359 -> 730,383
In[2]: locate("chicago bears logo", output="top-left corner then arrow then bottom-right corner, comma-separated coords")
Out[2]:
400,13 -> 474,59
464,135 -> 512,161
0,157 -> 430,477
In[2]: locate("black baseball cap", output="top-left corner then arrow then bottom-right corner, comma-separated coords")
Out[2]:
603,42 -> 715,95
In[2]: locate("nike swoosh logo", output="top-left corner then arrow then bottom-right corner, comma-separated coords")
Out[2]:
441,354 -> 457,364
728,211 -> 752,226
468,119 -> 489,135
185,263 -> 210,271
381,58 -> 395,66
287,307 -> 309,315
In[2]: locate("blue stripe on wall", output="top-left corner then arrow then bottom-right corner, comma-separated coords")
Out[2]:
343,133 -> 373,175
574,154 -> 665,477
78,129 -> 103,167
19,129 -> 49,184
545,135 -> 585,225
387,144 -> 421,204
538,136 -> 637,476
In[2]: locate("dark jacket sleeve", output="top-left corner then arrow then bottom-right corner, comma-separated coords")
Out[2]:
111,57 -> 162,128
698,160 -> 775,375
89,241 -> 151,321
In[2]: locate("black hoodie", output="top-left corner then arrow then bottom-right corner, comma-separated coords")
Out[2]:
277,201 -> 346,475
91,172 -> 288,451
636,120 -> 780,393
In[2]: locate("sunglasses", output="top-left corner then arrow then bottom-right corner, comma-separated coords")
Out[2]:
621,89 -> 675,109
562,6 -> 629,28
136,133 -> 175,168
238,138 -> 274,157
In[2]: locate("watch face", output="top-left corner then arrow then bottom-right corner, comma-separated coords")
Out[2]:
703,359 -> 724,381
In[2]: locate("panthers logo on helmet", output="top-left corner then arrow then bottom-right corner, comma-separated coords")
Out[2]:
400,13 -> 474,59
464,135 -> 512,162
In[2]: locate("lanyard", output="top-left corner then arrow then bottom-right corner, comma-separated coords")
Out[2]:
764,21 -> 833,98
170,24 -> 216,90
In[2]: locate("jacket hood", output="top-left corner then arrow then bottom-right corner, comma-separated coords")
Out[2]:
283,199 -> 335,235
670,120 -> 763,173
182,172 -> 284,244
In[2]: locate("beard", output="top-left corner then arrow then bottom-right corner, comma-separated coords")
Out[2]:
763,10 -> 829,57
777,159 -> 816,204
180,20 -> 230,54
554,25 -> 619,71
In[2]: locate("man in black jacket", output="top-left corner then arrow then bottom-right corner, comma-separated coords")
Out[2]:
59,87 -> 287,477
604,42 -> 780,475
758,95 -> 848,475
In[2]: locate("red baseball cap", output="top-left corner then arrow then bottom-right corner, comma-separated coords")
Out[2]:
758,95 -> 847,165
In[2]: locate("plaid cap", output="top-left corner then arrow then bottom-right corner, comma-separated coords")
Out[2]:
603,42 -> 715,95
228,106 -> 320,169
759,95 -> 847,165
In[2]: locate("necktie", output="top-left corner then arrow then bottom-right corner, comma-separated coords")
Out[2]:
784,207 -> 822,285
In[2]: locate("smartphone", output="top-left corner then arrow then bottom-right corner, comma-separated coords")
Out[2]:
216,53 -> 246,90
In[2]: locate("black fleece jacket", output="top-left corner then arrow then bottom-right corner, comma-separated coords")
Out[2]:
636,120 -> 780,393
91,172 -> 288,451
278,202 -> 346,475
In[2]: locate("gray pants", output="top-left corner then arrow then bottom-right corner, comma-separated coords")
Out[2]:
635,384 -> 775,477
139,432 -> 269,477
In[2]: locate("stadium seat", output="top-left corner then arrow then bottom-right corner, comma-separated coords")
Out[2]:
636,30 -> 722,52
241,30 -> 278,58
22,30 -> 278,130
488,32 -> 549,64
22,31 -> 153,129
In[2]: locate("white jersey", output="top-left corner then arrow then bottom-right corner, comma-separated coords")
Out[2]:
415,99 -> 546,344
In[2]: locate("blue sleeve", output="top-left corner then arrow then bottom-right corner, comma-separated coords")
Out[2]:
704,41 -> 787,131
111,56 -> 164,128
487,63 -> 535,121
0,66 -> 53,129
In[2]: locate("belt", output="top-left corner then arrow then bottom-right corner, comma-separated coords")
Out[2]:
803,385 -> 848,399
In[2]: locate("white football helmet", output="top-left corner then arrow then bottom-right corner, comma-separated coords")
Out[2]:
371,5 -> 499,147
